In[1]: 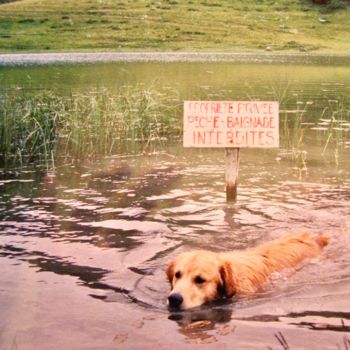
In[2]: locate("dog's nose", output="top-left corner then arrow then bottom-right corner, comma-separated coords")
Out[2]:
168,293 -> 183,308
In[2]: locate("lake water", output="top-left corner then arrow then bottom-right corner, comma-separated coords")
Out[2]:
1,61 -> 350,349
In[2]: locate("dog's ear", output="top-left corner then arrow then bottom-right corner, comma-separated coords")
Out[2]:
219,261 -> 236,298
166,260 -> 175,285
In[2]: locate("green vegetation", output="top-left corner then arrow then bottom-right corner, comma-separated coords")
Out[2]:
0,88 -> 181,168
281,107 -> 309,171
280,100 -> 350,170
1,86 -> 349,169
0,0 -> 349,53
0,92 -> 59,167
317,101 -> 350,158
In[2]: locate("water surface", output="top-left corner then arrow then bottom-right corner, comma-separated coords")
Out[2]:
1,61 -> 350,349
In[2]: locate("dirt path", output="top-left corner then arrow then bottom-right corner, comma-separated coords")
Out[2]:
0,51 -> 349,66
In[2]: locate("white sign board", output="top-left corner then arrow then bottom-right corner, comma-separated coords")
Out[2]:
183,101 -> 279,148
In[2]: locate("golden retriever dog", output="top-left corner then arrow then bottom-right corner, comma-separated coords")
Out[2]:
167,233 -> 329,310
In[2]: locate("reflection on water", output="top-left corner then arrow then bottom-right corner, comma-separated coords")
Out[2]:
169,304 -> 234,345
2,62 -> 350,116
1,61 -> 350,349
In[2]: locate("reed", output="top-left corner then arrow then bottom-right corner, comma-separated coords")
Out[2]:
318,101 -> 350,153
0,87 -> 181,168
280,106 -> 309,171
0,92 -> 61,168
1,87 -> 349,169
279,99 -> 350,169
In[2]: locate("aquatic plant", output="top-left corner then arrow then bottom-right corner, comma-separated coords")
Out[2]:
0,92 -> 61,168
0,87 -> 181,168
1,86 -> 349,170
58,87 -> 181,161
280,105 -> 309,171
279,95 -> 350,171
311,100 -> 350,164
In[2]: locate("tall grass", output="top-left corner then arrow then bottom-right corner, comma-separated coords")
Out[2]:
317,100 -> 350,154
0,92 -> 61,168
280,106 -> 309,171
1,87 -> 349,169
58,87 -> 181,160
0,87 -> 181,168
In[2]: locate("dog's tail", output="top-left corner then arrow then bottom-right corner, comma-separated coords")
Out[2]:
314,234 -> 330,248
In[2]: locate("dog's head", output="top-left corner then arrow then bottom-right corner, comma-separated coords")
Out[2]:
166,251 -> 236,310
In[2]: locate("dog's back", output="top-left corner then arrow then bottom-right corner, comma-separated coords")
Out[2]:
255,232 -> 329,272
219,233 -> 329,295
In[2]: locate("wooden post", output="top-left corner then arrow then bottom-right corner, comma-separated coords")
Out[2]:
225,148 -> 240,202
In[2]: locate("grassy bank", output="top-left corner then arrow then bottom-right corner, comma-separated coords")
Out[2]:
0,0 -> 349,54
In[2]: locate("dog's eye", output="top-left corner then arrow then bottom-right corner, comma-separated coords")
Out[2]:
175,271 -> 182,279
194,276 -> 206,284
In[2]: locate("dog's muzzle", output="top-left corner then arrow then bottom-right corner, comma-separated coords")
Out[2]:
168,292 -> 183,309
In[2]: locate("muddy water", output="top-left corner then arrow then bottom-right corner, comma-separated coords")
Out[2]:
1,61 -> 350,349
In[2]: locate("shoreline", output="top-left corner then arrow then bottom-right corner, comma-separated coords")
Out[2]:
1,51 -> 350,66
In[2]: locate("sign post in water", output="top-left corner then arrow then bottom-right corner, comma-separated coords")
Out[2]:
183,101 -> 279,201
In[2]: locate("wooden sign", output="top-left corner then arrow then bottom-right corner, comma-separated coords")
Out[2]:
183,100 -> 279,202
183,101 -> 279,148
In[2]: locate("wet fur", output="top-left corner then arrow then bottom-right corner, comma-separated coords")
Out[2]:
167,233 -> 329,309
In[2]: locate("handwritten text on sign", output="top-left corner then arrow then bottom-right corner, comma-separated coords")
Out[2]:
183,101 -> 279,148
